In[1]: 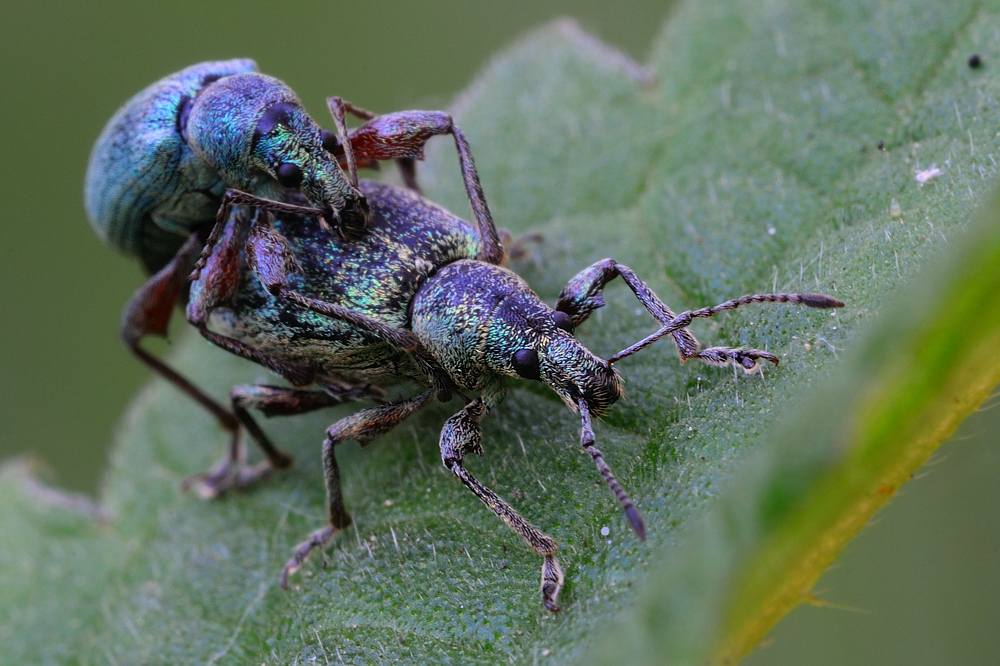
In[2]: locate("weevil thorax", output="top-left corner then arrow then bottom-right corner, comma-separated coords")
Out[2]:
412,260 -> 623,414
186,73 -> 368,235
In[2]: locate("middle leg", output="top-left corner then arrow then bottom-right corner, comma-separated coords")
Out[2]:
324,103 -> 505,265
280,388 -> 438,588
185,381 -> 384,498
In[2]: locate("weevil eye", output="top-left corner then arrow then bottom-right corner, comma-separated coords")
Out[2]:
553,310 -> 575,333
276,162 -> 304,188
512,348 -> 541,380
321,129 -> 341,153
256,102 -> 295,136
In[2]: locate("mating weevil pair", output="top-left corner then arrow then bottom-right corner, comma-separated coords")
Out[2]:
86,60 -> 844,611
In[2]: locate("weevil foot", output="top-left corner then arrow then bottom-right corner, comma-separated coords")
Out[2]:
281,525 -> 337,589
183,460 -> 280,499
541,554 -> 564,612
695,346 -> 779,373
182,434 -> 286,499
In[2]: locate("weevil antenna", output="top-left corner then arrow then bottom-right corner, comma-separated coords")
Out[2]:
608,292 -> 844,364
327,97 -> 359,189
578,399 -> 645,541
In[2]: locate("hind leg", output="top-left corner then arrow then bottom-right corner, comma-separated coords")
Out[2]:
185,381 -> 384,499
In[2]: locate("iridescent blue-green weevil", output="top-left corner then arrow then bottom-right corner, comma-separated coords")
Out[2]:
87,61 -> 844,611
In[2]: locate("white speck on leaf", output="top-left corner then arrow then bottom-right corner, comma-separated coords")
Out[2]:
915,165 -> 943,184
600,526 -> 610,536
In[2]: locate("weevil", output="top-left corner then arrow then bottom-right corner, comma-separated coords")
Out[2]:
85,60 -> 500,468
183,134 -> 843,610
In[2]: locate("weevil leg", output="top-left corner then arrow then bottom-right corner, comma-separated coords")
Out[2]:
278,290 -> 456,391
440,399 -> 564,612
279,290 -> 423,353
186,205 -> 317,387
325,108 -> 505,265
578,399 -> 645,540
190,189 -> 323,281
556,258 -> 843,367
608,292 -> 843,365
395,157 -> 420,192
326,97 -> 361,189
281,388 -> 437,588
120,231 -> 242,439
556,258 -> 702,360
185,381 -> 385,498
324,97 -> 423,193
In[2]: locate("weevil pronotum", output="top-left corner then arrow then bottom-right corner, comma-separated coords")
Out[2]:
88,61 -> 844,612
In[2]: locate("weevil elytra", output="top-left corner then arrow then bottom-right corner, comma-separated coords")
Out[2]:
88,62 -> 844,612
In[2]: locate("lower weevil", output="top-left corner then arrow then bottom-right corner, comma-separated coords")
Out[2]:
185,129 -> 843,610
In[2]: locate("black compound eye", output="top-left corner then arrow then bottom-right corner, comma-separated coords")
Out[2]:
256,102 -> 295,136
321,129 -> 341,153
553,310 -> 575,333
276,162 -> 304,188
512,348 -> 541,380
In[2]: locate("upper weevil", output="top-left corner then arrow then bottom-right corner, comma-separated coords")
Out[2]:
85,60 -> 487,459
86,59 -> 369,272
180,110 -> 844,610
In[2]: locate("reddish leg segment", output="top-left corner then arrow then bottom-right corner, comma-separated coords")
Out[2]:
325,103 -> 505,265
120,232 -> 241,438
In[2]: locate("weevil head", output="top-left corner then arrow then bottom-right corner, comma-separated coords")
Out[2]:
186,72 -> 368,237
412,261 -> 622,414
486,291 -> 624,415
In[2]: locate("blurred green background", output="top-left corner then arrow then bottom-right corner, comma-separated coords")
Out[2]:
0,1 -> 996,663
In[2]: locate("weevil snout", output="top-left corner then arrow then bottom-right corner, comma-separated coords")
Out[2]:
252,102 -> 366,234
534,334 -> 624,416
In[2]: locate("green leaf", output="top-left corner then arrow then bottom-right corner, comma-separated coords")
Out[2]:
4,2 -> 1000,663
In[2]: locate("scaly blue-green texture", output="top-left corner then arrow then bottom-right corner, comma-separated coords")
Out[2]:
4,1 -> 1000,663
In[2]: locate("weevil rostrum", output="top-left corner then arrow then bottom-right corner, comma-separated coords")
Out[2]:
87,62 -> 844,611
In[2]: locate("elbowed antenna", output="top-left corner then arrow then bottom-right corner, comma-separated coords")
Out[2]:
578,398 -> 646,541
608,292 -> 845,365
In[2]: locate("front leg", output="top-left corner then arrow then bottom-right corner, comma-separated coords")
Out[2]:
324,104 -> 504,265
440,400 -> 564,612
186,206 -> 315,387
190,189 -> 325,281
557,258 -> 843,370
556,258 -> 701,360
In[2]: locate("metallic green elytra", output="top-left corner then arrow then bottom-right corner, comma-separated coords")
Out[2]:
85,60 -> 361,274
